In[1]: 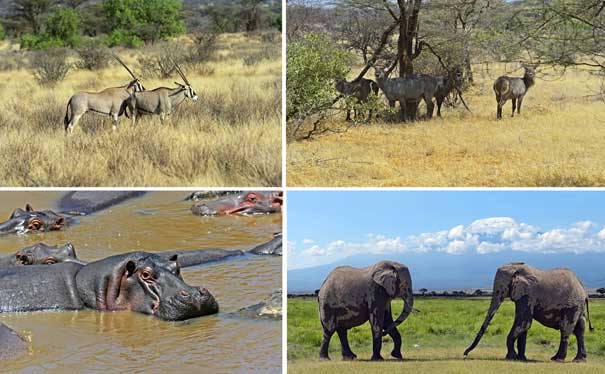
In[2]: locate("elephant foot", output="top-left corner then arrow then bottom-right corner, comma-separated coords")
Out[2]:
517,355 -> 528,362
505,352 -> 518,361
319,355 -> 331,361
342,354 -> 357,361
391,351 -> 403,360
572,356 -> 586,363
370,355 -> 384,361
550,356 -> 565,363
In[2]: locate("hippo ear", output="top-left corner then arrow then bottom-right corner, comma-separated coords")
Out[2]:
62,243 -> 77,257
9,208 -> 25,219
125,260 -> 137,277
25,204 -> 33,212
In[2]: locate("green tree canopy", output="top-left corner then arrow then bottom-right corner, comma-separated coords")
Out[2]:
103,0 -> 186,44
46,7 -> 80,43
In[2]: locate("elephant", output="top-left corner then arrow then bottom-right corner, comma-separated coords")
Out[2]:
317,260 -> 415,361
464,262 -> 595,362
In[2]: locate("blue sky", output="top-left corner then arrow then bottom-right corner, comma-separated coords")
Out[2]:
287,191 -> 605,269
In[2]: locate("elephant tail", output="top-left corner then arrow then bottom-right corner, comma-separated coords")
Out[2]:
586,298 -> 595,332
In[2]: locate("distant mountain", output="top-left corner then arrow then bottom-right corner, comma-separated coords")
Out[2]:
288,251 -> 605,293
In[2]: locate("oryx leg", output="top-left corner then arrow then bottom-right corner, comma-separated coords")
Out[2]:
67,113 -> 83,135
112,112 -> 119,131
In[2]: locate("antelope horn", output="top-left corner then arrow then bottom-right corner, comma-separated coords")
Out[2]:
113,54 -> 137,80
170,57 -> 190,85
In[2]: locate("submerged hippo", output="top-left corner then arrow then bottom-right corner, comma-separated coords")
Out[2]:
0,204 -> 68,235
234,290 -> 282,319
191,191 -> 283,216
0,243 -> 82,267
0,323 -> 28,360
57,191 -> 146,215
0,252 -> 218,321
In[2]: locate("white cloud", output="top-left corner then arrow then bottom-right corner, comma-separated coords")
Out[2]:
295,217 -> 605,266
303,238 -> 315,244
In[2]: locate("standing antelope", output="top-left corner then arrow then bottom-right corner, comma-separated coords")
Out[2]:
334,77 -> 379,122
493,66 -> 536,119
127,60 -> 198,126
63,55 -> 145,134
374,67 -> 437,122
433,67 -> 463,117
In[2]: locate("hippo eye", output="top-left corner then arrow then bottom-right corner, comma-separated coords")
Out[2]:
43,258 -> 57,265
28,218 -> 43,230
247,194 -> 258,203
140,268 -> 153,281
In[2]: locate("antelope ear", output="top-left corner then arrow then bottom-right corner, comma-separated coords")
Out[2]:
174,82 -> 184,87
373,267 -> 398,297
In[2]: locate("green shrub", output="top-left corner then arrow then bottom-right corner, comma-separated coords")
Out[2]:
20,34 -> 65,50
0,23 -> 5,41
286,33 -> 352,125
105,29 -> 142,48
46,8 -> 81,47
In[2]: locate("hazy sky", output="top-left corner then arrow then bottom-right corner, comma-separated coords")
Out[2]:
287,190 -> 605,269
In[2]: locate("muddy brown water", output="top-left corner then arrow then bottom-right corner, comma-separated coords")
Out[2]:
0,191 -> 282,373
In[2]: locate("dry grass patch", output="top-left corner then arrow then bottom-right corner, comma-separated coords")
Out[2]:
287,65 -> 605,187
0,33 -> 281,187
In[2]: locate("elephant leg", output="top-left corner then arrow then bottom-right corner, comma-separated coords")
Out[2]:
369,303 -> 386,361
384,305 -> 402,359
573,316 -> 587,362
319,326 -> 335,360
516,331 -> 528,361
336,329 -> 356,360
552,307 -> 580,362
506,298 -> 532,360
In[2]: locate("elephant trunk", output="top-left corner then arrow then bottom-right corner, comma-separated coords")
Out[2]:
383,286 -> 414,335
464,294 -> 503,356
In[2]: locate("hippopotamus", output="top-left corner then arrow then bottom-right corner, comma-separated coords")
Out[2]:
0,204 -> 68,235
57,191 -> 146,215
234,290 -> 282,319
0,243 -> 82,267
0,323 -> 27,360
191,191 -> 283,216
185,191 -> 241,201
0,252 -> 218,320
157,233 -> 282,267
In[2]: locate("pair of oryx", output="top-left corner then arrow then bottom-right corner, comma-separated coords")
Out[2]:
63,55 -> 198,134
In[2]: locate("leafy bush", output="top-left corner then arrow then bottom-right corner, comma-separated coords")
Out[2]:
286,33 -> 352,125
138,42 -> 187,78
46,8 -> 81,47
31,49 -> 71,86
105,29 -> 142,48
20,34 -> 65,50
185,32 -> 218,65
0,23 -> 5,41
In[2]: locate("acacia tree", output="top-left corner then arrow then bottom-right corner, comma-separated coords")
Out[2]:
12,0 -> 56,34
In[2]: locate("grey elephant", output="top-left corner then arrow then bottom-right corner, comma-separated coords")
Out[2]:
317,260 -> 415,361
464,262 -> 594,362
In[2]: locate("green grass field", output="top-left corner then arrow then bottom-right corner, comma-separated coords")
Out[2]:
288,297 -> 605,373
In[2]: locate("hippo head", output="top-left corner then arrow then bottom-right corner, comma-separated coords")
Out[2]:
78,253 -> 219,321
191,191 -> 283,216
15,243 -> 81,265
2,204 -> 68,234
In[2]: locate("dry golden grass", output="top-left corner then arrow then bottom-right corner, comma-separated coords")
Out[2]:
0,33 -> 281,187
287,64 -> 605,187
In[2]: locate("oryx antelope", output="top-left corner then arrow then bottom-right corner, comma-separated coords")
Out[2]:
494,65 -> 536,119
334,77 -> 379,122
63,55 -> 145,134
127,60 -> 198,125
374,67 -> 437,121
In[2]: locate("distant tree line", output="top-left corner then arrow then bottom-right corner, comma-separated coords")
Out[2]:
0,0 -> 281,49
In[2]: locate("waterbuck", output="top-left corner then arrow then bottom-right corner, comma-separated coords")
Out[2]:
494,66 -> 536,119
334,77 -> 379,122
434,67 -> 464,117
374,67 -> 437,122
127,60 -> 198,125
63,55 -> 145,134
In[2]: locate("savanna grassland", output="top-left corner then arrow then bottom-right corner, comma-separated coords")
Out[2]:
288,297 -> 605,374
287,64 -> 605,187
0,33 -> 281,187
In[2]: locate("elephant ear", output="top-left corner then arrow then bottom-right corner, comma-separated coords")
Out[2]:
511,272 -> 531,301
373,267 -> 398,297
